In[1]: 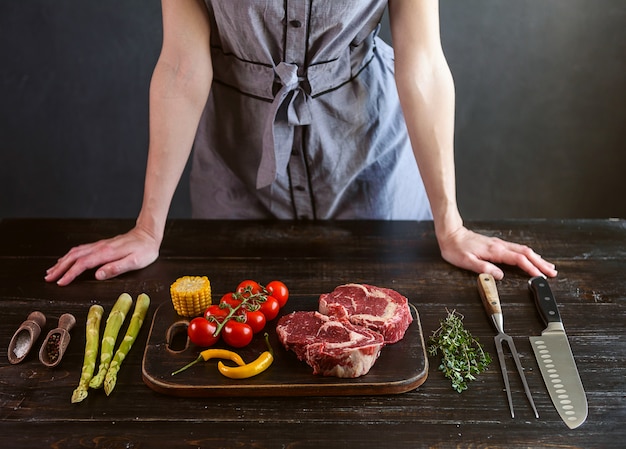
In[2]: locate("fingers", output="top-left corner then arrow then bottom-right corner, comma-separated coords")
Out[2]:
47,251 -> 132,286
439,228 -> 558,279
93,260 -> 131,282
449,252 -> 505,281
44,231 -> 159,286
46,241 -> 121,286
54,261 -> 93,286
526,250 -> 558,278
45,244 -> 101,285
474,260 -> 505,280
94,250 -> 157,282
490,239 -> 558,278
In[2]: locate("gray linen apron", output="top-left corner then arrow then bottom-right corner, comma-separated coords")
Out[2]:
190,0 -> 432,220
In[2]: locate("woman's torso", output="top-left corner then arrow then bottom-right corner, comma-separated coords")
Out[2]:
190,0 -> 431,220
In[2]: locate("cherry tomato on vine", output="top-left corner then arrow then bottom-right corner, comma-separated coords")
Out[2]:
266,280 -> 289,308
240,309 -> 266,334
204,304 -> 229,323
258,295 -> 280,321
222,321 -> 253,348
187,317 -> 220,347
236,280 -> 262,297
220,292 -> 241,309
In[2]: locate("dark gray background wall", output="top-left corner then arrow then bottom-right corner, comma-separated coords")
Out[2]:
1,1 -> 624,220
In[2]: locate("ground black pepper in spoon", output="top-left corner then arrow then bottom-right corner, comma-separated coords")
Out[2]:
39,313 -> 76,368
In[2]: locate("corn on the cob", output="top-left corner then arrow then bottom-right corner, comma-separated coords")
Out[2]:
170,275 -> 212,317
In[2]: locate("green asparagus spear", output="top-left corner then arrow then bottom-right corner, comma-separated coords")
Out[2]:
71,304 -> 104,403
103,293 -> 151,396
89,293 -> 133,389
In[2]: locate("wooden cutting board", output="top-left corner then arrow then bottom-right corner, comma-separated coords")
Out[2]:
142,297 -> 428,397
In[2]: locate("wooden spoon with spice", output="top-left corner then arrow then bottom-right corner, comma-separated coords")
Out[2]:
7,311 -> 46,364
39,313 -> 76,368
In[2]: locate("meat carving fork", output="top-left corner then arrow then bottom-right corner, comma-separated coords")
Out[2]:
477,274 -> 539,418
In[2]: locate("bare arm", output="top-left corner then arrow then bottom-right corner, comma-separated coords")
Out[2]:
46,0 -> 212,285
139,0 -> 213,240
389,0 -> 557,279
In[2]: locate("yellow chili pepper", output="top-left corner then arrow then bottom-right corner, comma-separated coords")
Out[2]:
218,333 -> 274,379
171,348 -> 245,376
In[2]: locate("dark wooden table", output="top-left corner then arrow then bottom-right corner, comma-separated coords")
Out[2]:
1,218 -> 624,448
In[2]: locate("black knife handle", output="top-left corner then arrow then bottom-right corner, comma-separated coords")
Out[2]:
528,276 -> 562,324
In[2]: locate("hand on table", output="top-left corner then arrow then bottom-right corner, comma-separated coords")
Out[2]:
45,226 -> 161,286
437,225 -> 558,280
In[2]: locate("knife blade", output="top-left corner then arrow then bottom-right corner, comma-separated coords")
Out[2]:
528,276 -> 587,429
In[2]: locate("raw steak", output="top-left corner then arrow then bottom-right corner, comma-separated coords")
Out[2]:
276,311 -> 384,378
318,283 -> 413,344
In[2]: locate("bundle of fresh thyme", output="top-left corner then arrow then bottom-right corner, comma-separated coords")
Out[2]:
427,309 -> 491,393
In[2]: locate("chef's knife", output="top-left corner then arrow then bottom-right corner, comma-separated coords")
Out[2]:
528,276 -> 587,429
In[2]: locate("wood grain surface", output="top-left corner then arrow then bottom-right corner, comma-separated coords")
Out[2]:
0,218 -> 624,449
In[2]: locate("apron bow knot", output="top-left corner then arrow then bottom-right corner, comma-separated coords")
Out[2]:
257,62 -> 312,189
